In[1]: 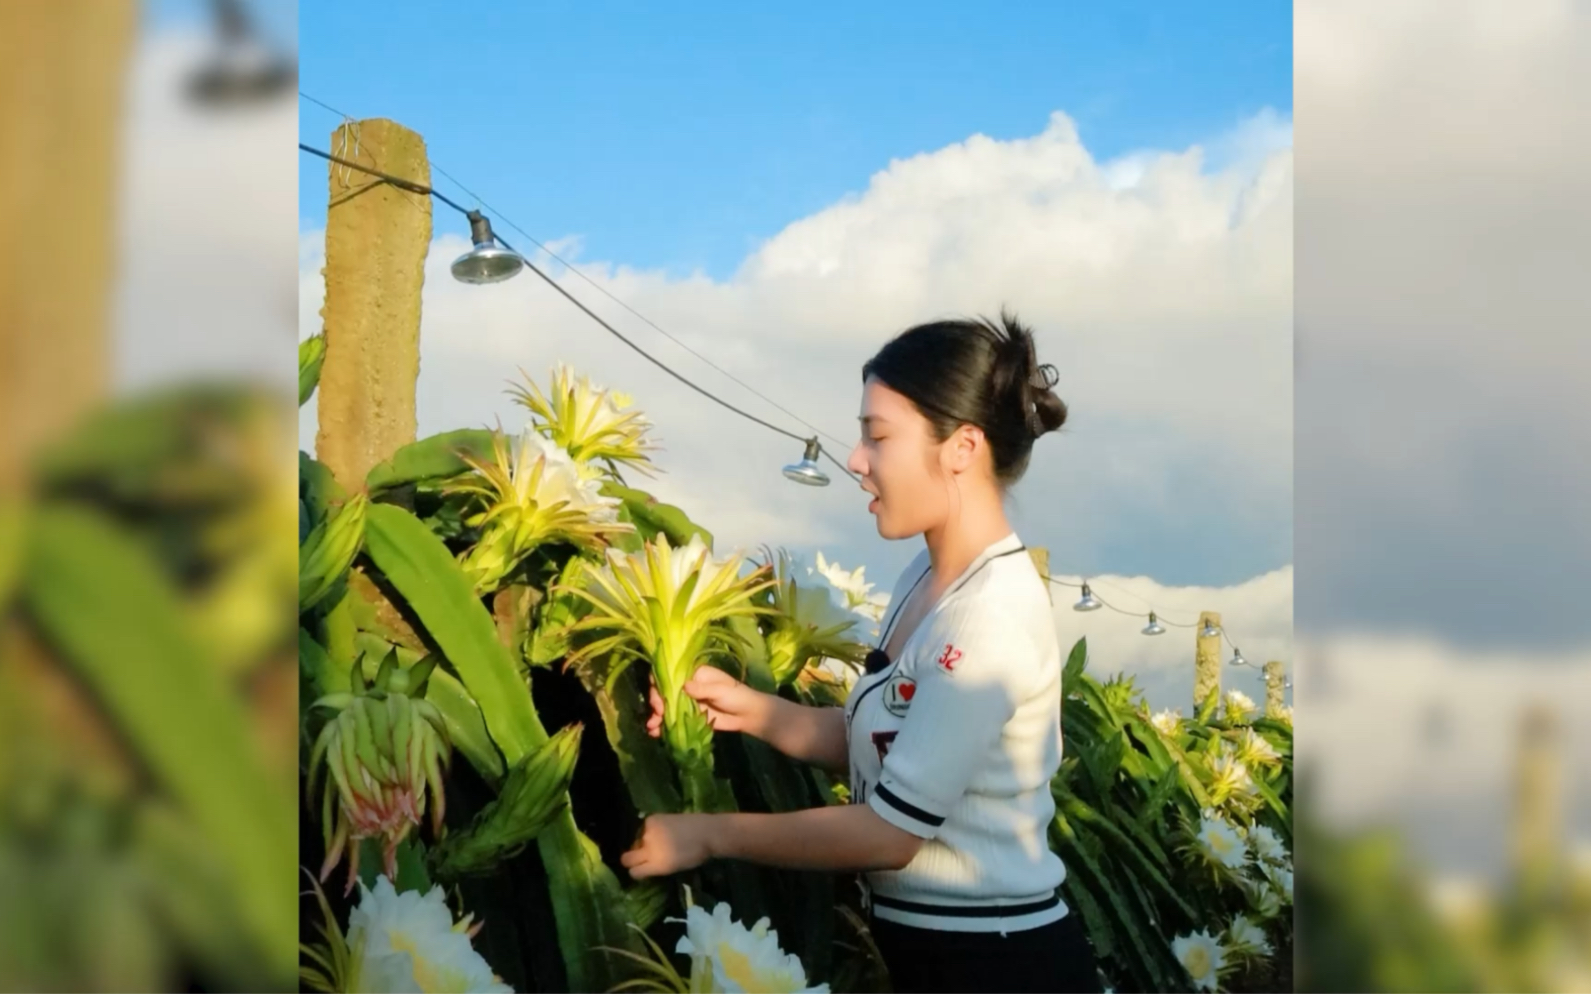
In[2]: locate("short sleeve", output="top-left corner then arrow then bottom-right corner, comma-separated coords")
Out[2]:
866,601 -> 1031,838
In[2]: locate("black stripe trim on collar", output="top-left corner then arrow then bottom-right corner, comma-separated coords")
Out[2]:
879,541 -> 1026,653
874,784 -> 945,827
877,563 -> 932,650
941,543 -> 1028,602
870,891 -> 1062,918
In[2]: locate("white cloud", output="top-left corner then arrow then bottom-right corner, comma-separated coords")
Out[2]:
117,29 -> 297,392
300,107 -> 1293,597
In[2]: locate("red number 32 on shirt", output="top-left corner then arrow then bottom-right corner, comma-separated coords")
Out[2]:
937,643 -> 963,673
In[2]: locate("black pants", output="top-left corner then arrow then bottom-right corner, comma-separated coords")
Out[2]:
869,911 -> 1103,994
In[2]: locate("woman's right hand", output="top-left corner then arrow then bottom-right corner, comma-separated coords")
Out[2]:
647,666 -> 766,738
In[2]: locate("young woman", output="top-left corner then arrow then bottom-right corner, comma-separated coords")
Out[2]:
622,311 -> 1100,993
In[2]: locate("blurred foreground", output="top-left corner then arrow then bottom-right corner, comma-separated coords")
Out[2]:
1297,690 -> 1591,992
1,2 -> 298,991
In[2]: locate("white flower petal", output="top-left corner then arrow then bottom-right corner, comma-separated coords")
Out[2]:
673,899 -> 824,993
1225,914 -> 1274,956
1224,689 -> 1257,720
1171,929 -> 1227,992
1247,824 -> 1287,863
348,876 -> 513,993
1151,708 -> 1182,736
1196,815 -> 1249,871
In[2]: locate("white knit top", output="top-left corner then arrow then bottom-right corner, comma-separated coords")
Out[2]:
845,533 -> 1069,933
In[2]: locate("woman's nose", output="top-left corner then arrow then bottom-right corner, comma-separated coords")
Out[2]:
846,442 -> 866,477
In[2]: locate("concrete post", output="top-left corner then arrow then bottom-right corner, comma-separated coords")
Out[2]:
1194,610 -> 1223,712
1512,702 -> 1562,904
0,1 -> 134,492
1028,547 -> 1051,604
1263,660 -> 1286,717
313,119 -> 431,493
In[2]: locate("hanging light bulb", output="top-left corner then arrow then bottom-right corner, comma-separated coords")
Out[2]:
186,0 -> 297,107
1230,646 -> 1247,667
1141,611 -> 1166,636
782,438 -> 830,486
1200,619 -> 1221,639
1073,582 -> 1101,612
451,210 -> 526,284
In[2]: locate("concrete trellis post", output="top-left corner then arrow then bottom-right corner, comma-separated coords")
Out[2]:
1194,611 -> 1222,712
1512,702 -> 1562,904
313,118 -> 432,494
0,1 -> 134,493
1029,548 -> 1051,604
1263,660 -> 1286,717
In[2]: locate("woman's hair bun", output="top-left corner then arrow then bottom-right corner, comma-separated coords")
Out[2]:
1001,314 -> 1068,439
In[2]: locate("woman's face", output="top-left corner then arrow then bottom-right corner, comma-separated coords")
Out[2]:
847,376 -> 955,540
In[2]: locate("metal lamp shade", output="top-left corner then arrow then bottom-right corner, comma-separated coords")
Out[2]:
451,211 -> 524,285
1073,582 -> 1102,612
782,439 -> 830,486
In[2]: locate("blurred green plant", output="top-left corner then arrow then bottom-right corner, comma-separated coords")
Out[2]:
1296,802 -> 1591,994
4,384 -> 299,992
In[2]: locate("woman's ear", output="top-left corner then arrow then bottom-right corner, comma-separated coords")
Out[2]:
944,424 -> 984,475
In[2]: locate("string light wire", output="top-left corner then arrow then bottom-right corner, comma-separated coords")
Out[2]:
297,135 -> 860,484
300,92 -> 855,456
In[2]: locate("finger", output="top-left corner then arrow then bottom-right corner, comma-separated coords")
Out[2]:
628,860 -> 656,880
620,847 -> 644,868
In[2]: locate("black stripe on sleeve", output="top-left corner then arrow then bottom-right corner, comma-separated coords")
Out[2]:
874,783 -> 946,827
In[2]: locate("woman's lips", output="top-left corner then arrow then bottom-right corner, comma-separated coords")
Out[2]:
868,497 -> 880,513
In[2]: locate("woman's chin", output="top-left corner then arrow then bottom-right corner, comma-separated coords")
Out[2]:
873,516 -> 910,541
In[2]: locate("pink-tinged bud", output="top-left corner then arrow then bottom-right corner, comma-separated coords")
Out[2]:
308,689 -> 451,892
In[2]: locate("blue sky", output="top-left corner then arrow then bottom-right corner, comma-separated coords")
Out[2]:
288,1 -> 1290,281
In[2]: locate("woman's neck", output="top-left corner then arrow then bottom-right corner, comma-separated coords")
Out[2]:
921,485 -> 1014,589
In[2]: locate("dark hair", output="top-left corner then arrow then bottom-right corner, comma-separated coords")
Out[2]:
861,309 -> 1067,487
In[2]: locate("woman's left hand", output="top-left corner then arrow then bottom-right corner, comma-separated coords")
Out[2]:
621,813 -> 717,879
